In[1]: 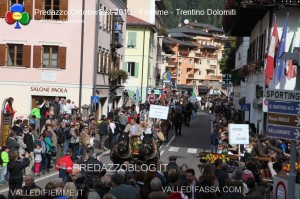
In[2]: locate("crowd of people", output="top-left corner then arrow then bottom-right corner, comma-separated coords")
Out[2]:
0,92 -> 291,199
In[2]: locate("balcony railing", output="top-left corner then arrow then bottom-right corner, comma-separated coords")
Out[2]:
210,65 -> 216,69
179,50 -> 189,56
207,55 -> 217,59
187,74 -> 194,79
169,64 -> 176,67
205,75 -> 222,80
195,53 -> 206,58
171,72 -> 177,76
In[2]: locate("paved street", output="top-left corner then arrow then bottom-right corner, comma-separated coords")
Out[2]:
0,111 -> 211,196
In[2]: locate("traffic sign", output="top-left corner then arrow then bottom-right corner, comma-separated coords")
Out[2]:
222,74 -> 232,85
267,124 -> 300,141
268,100 -> 300,115
241,103 -> 250,111
91,96 -> 100,103
265,89 -> 300,102
267,113 -> 300,127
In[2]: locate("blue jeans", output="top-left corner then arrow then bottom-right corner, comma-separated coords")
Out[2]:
211,145 -> 218,153
0,166 -> 7,182
62,139 -> 70,156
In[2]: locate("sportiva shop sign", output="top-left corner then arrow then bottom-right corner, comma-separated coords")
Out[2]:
30,87 -> 68,93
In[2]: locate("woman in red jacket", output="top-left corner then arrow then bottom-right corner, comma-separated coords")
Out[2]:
5,97 -> 16,119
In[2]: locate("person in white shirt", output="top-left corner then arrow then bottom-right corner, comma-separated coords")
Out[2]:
66,99 -> 74,115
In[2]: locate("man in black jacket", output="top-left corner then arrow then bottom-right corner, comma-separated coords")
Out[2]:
11,119 -> 22,136
183,101 -> 194,127
214,159 -> 229,197
8,153 -> 30,199
24,127 -> 35,175
56,122 -> 66,163
64,165 -> 86,188
22,175 -> 42,196
81,153 -> 106,181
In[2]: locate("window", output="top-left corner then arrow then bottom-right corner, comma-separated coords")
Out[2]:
128,62 -> 135,76
127,32 -> 137,48
43,46 -> 58,68
44,0 -> 59,20
7,44 -> 23,66
10,0 -> 24,6
189,59 -> 192,64
127,62 -> 139,77
35,0 -> 68,21
98,50 -> 105,73
99,4 -> 102,28
103,7 -> 107,30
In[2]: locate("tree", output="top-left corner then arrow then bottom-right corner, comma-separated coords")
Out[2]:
219,37 -> 236,74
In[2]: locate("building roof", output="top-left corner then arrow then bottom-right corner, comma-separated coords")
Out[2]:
169,33 -> 194,39
126,15 -> 155,27
169,26 -> 212,37
189,22 -> 224,33
166,37 -> 197,48
202,45 -> 217,50
163,38 -> 176,45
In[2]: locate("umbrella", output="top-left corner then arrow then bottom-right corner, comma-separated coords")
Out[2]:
136,88 -> 140,102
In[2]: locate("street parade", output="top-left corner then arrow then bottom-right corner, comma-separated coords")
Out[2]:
0,0 -> 300,199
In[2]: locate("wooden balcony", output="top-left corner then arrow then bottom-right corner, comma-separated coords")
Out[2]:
179,50 -> 189,56
187,74 -> 194,79
205,75 -> 222,80
210,65 -> 217,69
195,53 -> 206,58
207,55 -> 217,59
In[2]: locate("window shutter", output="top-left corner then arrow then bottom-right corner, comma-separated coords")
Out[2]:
24,0 -> 33,19
0,0 -> 7,18
123,62 -> 127,71
58,47 -> 67,69
59,0 -> 68,21
22,45 -> 31,68
33,46 -> 42,68
0,44 -> 6,66
35,0 -> 44,20
134,62 -> 139,77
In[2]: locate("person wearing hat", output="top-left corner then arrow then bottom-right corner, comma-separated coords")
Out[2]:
55,148 -> 73,179
250,134 -> 283,177
166,156 -> 179,172
0,146 -> 10,184
148,90 -> 156,104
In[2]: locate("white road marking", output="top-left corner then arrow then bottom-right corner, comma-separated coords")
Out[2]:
160,150 -> 164,156
187,148 -> 197,154
166,135 -> 175,147
0,172 -> 58,194
98,150 -> 110,158
169,147 -> 179,152
205,149 -> 211,152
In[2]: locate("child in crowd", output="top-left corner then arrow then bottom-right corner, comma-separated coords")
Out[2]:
33,144 -> 43,176
0,146 -> 10,184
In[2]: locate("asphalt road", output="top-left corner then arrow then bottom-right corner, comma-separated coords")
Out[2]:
0,111 -> 212,196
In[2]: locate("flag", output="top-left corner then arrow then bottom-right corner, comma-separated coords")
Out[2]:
286,30 -> 297,80
192,84 -> 196,97
265,17 -> 279,85
274,15 -> 288,85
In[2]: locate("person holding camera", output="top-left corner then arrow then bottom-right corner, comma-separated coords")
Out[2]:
7,152 -> 30,199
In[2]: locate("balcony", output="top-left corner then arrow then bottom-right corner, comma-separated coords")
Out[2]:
169,64 -> 176,68
207,55 -> 217,59
195,63 -> 201,69
111,31 -> 123,50
188,52 -> 195,57
195,53 -> 206,58
205,75 -> 222,81
179,50 -> 189,56
186,74 -> 194,79
210,65 -> 217,69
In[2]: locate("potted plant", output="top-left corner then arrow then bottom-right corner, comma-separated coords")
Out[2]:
118,70 -> 128,83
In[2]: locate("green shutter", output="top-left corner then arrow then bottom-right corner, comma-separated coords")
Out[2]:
127,32 -> 136,48
134,62 -> 139,77
123,61 -> 127,71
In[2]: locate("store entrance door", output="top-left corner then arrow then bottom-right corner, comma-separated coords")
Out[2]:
31,96 -> 66,109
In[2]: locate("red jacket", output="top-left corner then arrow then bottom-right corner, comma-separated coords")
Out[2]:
55,155 -> 73,174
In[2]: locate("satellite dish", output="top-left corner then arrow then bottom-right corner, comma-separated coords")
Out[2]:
184,19 -> 189,25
